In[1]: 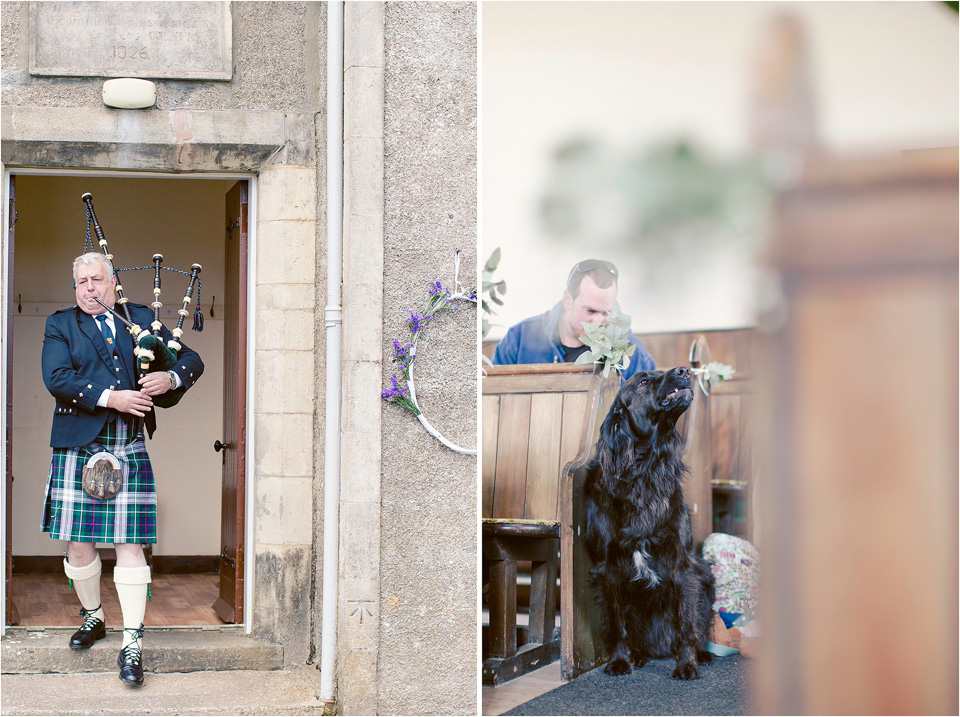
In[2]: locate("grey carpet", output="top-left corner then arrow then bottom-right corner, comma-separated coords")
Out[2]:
503,655 -> 750,716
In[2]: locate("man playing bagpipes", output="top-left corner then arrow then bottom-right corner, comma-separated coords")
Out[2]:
40,248 -> 203,686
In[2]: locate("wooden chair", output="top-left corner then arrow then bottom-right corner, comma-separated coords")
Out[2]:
481,363 -> 619,685
559,337 -> 713,681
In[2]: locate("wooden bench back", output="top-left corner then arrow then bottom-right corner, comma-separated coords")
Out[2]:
482,364 -> 617,523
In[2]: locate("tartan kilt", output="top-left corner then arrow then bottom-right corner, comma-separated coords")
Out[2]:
41,417 -> 157,544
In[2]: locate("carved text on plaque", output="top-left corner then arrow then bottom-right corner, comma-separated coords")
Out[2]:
29,2 -> 232,80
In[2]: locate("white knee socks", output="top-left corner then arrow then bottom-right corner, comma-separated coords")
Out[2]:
63,554 -> 104,622
113,565 -> 151,649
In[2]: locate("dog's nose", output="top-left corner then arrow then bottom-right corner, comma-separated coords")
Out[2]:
675,366 -> 689,377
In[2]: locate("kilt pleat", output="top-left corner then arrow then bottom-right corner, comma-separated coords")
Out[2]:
41,418 -> 157,544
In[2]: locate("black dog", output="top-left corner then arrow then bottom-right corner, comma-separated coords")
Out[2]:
585,366 -> 715,680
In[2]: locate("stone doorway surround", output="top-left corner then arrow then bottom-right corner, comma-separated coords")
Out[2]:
0,108 -> 319,666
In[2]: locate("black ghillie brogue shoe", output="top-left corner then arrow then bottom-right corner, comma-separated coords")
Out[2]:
117,625 -> 145,686
69,606 -> 106,649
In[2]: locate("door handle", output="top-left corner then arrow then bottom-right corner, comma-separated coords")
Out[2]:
214,440 -> 231,452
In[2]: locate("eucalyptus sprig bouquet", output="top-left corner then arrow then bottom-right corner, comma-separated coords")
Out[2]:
482,248 -> 507,333
481,248 -> 507,367
692,361 -> 735,390
574,304 -> 637,377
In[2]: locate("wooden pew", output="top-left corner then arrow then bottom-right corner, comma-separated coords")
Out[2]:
559,336 -> 713,681
481,363 -> 619,685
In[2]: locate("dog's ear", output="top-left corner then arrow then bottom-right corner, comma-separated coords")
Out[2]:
598,397 -> 635,482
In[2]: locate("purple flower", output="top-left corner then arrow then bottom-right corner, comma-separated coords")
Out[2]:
428,280 -> 448,297
380,373 -> 409,400
468,287 -> 477,301
407,310 -> 432,333
392,339 -> 415,367
381,373 -> 421,416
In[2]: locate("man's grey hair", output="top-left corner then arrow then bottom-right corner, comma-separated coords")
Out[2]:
73,252 -> 114,281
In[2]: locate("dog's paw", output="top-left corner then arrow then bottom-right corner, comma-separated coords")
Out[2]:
603,657 -> 633,676
630,649 -> 647,669
672,661 -> 700,680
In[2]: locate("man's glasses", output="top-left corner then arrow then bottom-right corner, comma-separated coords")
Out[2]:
566,260 -> 618,290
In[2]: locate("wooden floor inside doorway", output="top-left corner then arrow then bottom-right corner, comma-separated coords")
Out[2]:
10,573 -> 225,627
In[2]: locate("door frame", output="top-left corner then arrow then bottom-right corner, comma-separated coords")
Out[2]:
0,167 -> 258,635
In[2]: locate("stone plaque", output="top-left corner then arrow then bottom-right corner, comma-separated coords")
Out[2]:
29,1 -> 232,80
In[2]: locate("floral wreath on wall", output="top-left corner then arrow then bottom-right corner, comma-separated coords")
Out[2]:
381,250 -> 477,455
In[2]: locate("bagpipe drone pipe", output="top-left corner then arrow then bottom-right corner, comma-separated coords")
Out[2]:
81,192 -> 203,408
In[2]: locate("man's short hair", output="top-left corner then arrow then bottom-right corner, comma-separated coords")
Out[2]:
73,252 -> 114,281
566,259 -> 618,298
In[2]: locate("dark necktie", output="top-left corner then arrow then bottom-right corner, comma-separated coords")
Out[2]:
96,314 -> 114,347
96,314 -> 128,390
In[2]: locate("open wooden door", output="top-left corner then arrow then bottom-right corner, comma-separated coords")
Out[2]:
4,177 -> 17,627
212,181 -> 248,623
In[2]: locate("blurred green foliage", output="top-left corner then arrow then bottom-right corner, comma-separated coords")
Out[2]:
539,137 -> 775,291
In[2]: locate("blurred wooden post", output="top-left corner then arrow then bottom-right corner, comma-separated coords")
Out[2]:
682,335 -> 713,547
755,148 -> 958,714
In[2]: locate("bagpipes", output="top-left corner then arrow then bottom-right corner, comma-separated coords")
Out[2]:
81,192 -> 203,408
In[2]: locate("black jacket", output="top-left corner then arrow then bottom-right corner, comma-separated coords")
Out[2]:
41,303 -> 203,448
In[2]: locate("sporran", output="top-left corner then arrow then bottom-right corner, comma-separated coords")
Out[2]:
82,450 -> 123,500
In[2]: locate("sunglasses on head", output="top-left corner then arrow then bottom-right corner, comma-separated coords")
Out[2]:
566,260 -> 618,289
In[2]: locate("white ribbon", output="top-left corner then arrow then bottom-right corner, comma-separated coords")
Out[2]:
394,249 -> 478,455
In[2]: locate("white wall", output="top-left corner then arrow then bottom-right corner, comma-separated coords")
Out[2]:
482,1 -> 959,335
11,174 -> 232,556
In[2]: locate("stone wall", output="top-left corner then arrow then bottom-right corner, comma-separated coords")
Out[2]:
2,2 -> 317,113
335,2 -> 477,714
379,3 -> 477,714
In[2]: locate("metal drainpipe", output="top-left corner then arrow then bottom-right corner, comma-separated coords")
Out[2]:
319,0 -> 344,703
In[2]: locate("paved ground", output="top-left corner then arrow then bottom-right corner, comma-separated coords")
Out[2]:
502,655 -> 750,716
0,668 -> 331,716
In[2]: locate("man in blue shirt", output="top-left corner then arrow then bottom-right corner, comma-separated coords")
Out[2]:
492,259 -> 655,379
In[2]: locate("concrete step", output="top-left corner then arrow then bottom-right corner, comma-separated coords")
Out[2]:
0,668 -> 329,716
1,627 -> 283,674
